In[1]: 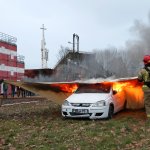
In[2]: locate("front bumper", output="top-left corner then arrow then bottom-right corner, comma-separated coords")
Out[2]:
61,105 -> 109,119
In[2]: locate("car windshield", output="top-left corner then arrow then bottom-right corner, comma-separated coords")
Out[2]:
75,84 -> 111,93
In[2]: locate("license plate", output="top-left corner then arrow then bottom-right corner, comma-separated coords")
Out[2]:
72,109 -> 89,114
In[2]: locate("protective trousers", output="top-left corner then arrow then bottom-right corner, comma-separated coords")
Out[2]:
144,89 -> 150,118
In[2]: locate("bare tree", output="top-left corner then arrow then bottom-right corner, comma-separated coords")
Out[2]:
57,45 -> 69,61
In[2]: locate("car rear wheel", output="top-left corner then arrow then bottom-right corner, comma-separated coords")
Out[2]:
107,104 -> 114,119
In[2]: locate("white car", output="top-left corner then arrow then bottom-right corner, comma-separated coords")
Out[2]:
61,83 -> 126,119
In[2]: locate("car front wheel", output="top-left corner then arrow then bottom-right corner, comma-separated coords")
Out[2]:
107,104 -> 114,119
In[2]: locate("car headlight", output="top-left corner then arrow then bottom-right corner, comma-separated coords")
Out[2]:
92,100 -> 106,107
63,100 -> 70,106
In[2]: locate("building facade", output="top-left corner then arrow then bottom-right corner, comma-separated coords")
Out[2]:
0,32 -> 25,94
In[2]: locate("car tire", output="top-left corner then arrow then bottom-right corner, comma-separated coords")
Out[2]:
107,104 -> 114,119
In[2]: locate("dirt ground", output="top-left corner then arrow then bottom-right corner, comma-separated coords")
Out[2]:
114,109 -> 146,120
0,89 -> 149,120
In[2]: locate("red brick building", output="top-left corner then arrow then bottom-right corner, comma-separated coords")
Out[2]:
0,32 -> 25,94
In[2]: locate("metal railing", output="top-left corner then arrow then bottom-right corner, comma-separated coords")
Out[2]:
0,32 -> 17,44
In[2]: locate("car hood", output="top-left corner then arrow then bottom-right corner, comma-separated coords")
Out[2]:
66,93 -> 110,103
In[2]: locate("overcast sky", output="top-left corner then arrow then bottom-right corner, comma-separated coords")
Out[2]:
1,0 -> 150,69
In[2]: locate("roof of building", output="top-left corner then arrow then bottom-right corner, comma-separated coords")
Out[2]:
54,50 -> 95,69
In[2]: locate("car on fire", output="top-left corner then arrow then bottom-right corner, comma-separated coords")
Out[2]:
61,83 -> 126,119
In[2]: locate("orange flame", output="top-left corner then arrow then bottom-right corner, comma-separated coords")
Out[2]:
113,82 -> 134,92
112,80 -> 144,109
112,79 -> 142,92
50,79 -> 144,109
51,83 -> 78,93
124,86 -> 144,109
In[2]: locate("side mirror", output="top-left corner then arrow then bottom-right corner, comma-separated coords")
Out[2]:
113,90 -> 117,95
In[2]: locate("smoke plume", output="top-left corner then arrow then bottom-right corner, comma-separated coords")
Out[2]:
94,12 -> 150,77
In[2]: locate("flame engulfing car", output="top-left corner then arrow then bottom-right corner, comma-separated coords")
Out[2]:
61,83 -> 126,119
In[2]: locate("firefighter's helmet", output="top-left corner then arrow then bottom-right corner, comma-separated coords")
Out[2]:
143,55 -> 150,65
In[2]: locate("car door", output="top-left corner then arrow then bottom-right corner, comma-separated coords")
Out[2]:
112,91 -> 120,112
112,90 -> 125,112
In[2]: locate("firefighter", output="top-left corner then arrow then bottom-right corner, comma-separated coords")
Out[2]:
138,55 -> 150,118
138,55 -> 150,88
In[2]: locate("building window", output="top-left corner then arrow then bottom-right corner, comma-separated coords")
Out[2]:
11,55 -> 14,59
11,71 -> 14,76
1,64 -> 5,70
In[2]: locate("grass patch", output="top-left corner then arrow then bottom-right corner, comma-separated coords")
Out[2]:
0,99 -> 149,149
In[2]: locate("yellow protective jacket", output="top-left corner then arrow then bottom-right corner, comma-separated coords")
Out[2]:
138,68 -> 150,83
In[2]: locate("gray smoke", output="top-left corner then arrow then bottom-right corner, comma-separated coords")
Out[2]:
24,13 -> 150,82
94,12 -> 150,77
23,53 -> 112,82
123,13 -> 150,76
